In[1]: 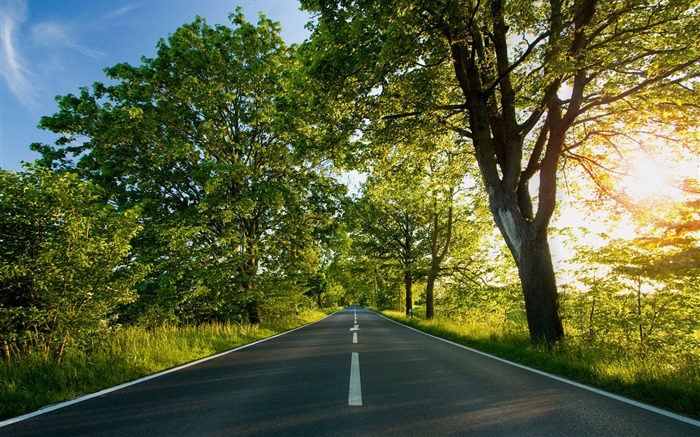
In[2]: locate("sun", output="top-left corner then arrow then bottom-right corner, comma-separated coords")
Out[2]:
620,153 -> 691,203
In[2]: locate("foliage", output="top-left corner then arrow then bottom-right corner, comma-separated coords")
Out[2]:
305,272 -> 328,308
340,123 -> 498,316
31,11 -> 346,325
348,175 -> 431,314
0,166 -> 146,363
562,236 -> 699,355
300,0 -> 700,343
5,6 -> 699,423
324,252 -> 399,309
556,188 -> 700,360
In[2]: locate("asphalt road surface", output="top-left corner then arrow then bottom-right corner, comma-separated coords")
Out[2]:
2,307 -> 699,436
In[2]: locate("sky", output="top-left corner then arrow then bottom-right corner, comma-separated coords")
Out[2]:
0,0 -> 312,171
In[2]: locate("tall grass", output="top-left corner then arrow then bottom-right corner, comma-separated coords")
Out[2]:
382,309 -> 700,420
0,310 -> 329,421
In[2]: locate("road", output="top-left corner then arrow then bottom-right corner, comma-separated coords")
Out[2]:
2,307 -> 699,436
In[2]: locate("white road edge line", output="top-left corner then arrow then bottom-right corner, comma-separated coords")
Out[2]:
348,352 -> 363,406
377,312 -> 700,428
0,313 -> 337,428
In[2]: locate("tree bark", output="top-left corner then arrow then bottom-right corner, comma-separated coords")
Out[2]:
243,220 -> 261,325
517,231 -> 564,344
487,188 -> 564,344
404,269 -> 413,317
425,202 -> 453,320
425,269 -> 438,319
247,299 -> 262,325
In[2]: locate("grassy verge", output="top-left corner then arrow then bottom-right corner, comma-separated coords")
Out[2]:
0,310 -> 331,421
381,310 -> 700,420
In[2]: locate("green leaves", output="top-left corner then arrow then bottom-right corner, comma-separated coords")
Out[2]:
0,166 -> 146,362
565,234 -> 699,357
301,0 -> 700,343
31,11 -> 348,325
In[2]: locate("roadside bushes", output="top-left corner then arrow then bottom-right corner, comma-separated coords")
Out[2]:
0,167 -> 146,363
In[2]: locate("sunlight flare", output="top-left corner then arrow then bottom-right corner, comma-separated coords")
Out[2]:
621,156 -> 679,202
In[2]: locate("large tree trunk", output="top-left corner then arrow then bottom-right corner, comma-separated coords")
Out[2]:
404,269 -> 413,317
490,196 -> 564,344
517,231 -> 564,344
443,0 -> 578,346
425,268 -> 438,319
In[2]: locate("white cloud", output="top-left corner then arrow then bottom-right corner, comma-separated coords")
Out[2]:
103,3 -> 139,20
0,0 -> 41,110
30,21 -> 104,58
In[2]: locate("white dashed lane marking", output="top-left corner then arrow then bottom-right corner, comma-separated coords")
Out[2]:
348,352 -> 362,406
349,309 -> 362,406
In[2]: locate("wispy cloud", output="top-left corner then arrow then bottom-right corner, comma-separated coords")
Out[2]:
26,3 -> 140,61
0,0 -> 41,110
30,21 -> 104,58
103,3 -> 139,20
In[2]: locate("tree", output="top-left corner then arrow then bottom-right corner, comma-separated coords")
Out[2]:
0,167 -> 145,362
324,236 -> 387,308
421,138 -> 485,319
557,158 -> 700,357
32,11 -> 345,325
364,115 -> 479,319
566,234 -> 700,357
363,134 -> 484,319
300,0 -> 700,343
350,176 -> 430,315
306,272 -> 328,308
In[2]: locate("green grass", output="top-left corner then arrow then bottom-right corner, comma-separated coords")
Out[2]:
382,310 -> 700,420
0,310 -> 330,421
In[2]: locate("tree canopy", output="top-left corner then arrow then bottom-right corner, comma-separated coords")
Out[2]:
30,10 -> 346,327
299,0 -> 700,343
3,2 -> 698,366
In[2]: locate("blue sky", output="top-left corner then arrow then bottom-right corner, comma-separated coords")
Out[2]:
0,0 -> 311,171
